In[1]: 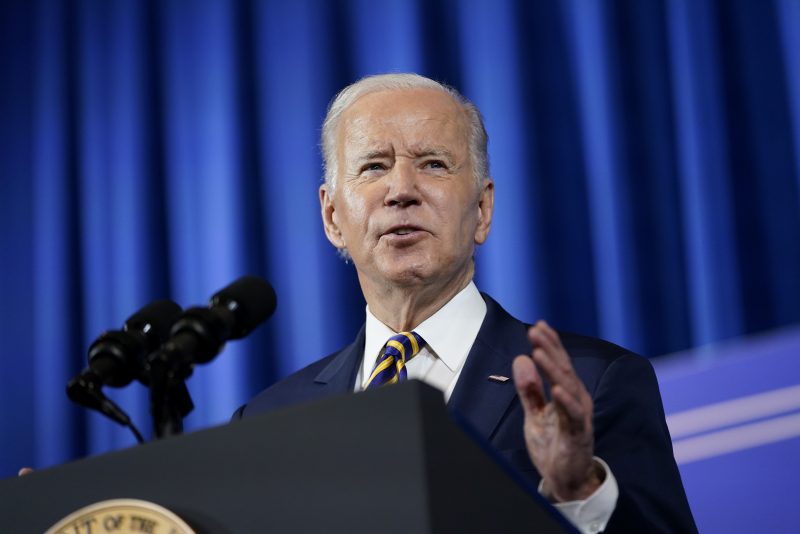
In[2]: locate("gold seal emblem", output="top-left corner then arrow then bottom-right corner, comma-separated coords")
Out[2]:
45,498 -> 196,534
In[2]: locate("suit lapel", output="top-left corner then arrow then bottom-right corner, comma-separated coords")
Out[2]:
448,295 -> 531,441
312,324 -> 366,394
309,295 -> 532,442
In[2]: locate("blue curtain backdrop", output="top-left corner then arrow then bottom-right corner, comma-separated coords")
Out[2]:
1,0 -> 799,476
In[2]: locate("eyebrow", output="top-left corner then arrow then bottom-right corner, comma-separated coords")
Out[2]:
353,145 -> 458,166
411,147 -> 456,162
357,149 -> 393,162
359,146 -> 455,159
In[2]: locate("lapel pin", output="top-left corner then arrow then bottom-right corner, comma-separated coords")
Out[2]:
488,375 -> 510,383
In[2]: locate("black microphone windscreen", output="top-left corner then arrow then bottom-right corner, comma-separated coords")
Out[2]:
88,299 -> 183,387
209,275 -> 277,339
124,299 -> 183,341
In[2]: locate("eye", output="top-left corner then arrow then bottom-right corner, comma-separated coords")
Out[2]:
361,162 -> 387,173
424,160 -> 447,170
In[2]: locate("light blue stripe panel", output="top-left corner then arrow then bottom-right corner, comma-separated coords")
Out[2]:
253,0 -> 330,375
456,0 -> 542,321
776,0 -> 800,207
560,0 -> 639,349
348,0 -> 423,74
654,326 -> 800,532
665,0 -> 742,347
32,0 -> 79,468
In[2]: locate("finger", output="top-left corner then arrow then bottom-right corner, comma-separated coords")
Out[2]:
530,346 -> 583,401
529,321 -> 572,369
551,384 -> 591,434
529,323 -> 585,399
18,467 -> 33,477
532,348 -> 594,419
512,355 -> 547,414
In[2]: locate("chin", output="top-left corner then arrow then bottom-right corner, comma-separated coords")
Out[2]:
378,259 -> 435,286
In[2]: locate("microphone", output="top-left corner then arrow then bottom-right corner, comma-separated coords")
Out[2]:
152,276 -> 276,370
146,276 -> 275,438
66,299 -> 181,444
87,299 -> 183,387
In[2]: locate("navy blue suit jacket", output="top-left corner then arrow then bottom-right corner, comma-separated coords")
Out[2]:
236,294 -> 696,533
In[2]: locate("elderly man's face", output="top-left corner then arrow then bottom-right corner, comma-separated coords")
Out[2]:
320,89 -> 493,293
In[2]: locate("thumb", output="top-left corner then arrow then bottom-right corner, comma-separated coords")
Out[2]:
513,355 -> 546,415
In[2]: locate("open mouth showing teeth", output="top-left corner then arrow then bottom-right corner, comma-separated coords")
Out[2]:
394,229 -> 415,235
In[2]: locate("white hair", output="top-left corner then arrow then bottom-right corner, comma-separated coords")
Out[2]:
320,73 -> 489,192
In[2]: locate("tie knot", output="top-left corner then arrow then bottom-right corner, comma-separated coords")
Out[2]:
364,331 -> 427,389
384,331 -> 426,363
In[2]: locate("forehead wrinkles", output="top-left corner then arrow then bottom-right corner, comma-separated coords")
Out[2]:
341,112 -> 468,160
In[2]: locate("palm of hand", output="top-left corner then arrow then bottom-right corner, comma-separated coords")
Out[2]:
513,321 -> 600,502
523,395 -> 595,500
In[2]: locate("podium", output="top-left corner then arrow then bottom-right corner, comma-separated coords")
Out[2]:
0,381 -> 575,533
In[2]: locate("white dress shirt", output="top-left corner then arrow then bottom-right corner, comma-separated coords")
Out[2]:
356,280 -> 486,399
354,281 -> 618,534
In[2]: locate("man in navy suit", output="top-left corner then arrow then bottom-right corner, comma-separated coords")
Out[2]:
236,73 -> 696,533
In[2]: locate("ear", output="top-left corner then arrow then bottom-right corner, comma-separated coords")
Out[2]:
474,178 -> 494,245
320,184 -> 346,249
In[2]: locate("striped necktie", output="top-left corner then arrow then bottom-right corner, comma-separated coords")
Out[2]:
365,331 -> 426,389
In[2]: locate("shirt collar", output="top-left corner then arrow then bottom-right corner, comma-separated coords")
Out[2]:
363,281 -> 487,372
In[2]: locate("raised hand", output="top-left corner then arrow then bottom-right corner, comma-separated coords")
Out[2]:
512,320 -> 603,502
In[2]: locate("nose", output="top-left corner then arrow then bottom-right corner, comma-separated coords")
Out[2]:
384,159 -> 421,208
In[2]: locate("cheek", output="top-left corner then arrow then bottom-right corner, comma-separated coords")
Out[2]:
454,207 -> 482,250
449,200 -> 480,235
345,191 -> 366,218
339,188 -> 371,235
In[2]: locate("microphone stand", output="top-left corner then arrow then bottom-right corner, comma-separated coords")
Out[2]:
147,351 -> 195,439
146,306 -> 231,439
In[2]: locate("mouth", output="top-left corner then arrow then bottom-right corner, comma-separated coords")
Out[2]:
383,224 -> 425,236
381,225 -> 428,243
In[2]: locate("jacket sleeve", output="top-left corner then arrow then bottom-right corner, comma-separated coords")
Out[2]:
591,354 -> 697,533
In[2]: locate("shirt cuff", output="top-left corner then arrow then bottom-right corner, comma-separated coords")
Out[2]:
537,457 -> 618,534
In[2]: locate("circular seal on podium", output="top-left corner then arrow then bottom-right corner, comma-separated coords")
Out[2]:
45,498 -> 195,534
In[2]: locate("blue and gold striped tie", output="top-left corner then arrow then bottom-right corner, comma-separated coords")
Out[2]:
365,331 -> 426,389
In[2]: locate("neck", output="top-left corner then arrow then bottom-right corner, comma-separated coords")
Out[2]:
359,264 -> 474,332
